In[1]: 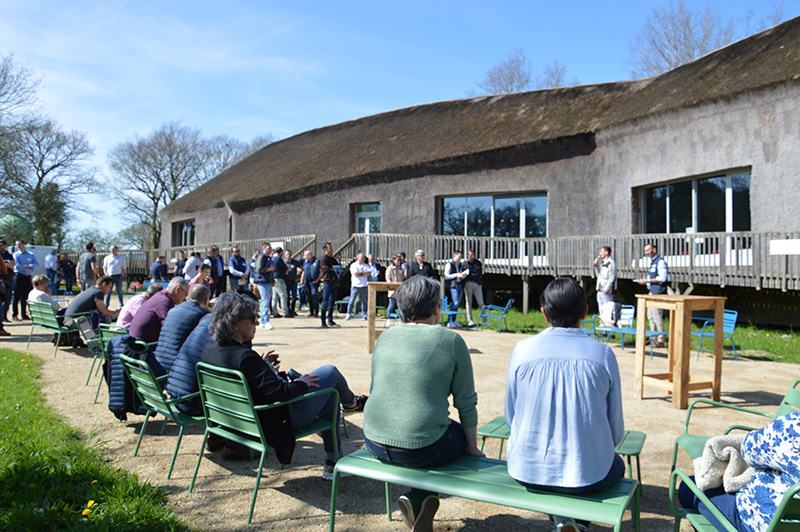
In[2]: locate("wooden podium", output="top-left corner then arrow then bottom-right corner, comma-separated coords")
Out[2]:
633,294 -> 726,409
366,281 -> 401,353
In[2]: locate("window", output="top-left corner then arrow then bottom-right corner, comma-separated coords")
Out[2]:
173,220 -> 195,247
441,194 -> 547,238
643,172 -> 750,233
354,202 -> 381,234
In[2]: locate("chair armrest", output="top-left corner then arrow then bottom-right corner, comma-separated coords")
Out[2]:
683,398 -> 773,435
156,374 -> 169,383
486,305 -> 506,312
722,425 -> 758,434
668,470 -> 740,532
253,387 -> 340,410
165,390 -> 201,405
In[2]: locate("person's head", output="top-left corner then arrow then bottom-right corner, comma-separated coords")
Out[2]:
283,249 -> 292,260
540,277 -> 588,328
415,249 -> 425,264
467,249 -> 476,262
166,276 -> 189,305
323,242 -> 333,255
391,254 -> 399,266
273,247 -> 283,256
209,291 -> 259,344
356,252 -> 365,263
262,242 -> 271,254
0,240 -> 6,250
304,250 -> 313,261
96,275 -> 113,294
399,252 -> 406,262
179,250 -> 186,259
50,249 -> 56,255
209,245 -> 219,258
198,264 -> 212,279
368,254 -> 376,264
110,245 -> 118,255
158,255 -> 166,264
396,275 -> 441,323
33,274 -> 49,290
86,242 -> 95,252
16,240 -> 26,252
231,247 -> 240,257
452,251 -> 462,262
599,246 -> 611,259
144,283 -> 164,298
187,284 -> 211,308
644,243 -> 657,259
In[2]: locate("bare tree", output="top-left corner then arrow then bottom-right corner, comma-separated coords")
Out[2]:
1,118 -> 95,245
472,49 -> 579,95
116,222 -> 151,250
202,133 -> 273,181
0,54 -> 39,122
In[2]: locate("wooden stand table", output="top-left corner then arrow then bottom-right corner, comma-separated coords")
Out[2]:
366,281 -> 401,354
634,294 -> 726,409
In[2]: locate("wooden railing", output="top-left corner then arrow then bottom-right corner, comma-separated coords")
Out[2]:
342,232 -> 800,292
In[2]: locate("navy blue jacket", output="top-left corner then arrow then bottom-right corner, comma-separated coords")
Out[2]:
154,300 -> 210,375
106,334 -> 150,420
166,314 -> 212,414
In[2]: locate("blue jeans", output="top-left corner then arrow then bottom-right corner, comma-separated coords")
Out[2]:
321,282 -> 337,323
286,280 -> 297,312
256,284 -> 272,324
386,297 -> 397,318
304,282 -> 319,313
46,268 -> 58,294
289,364 -> 354,462
678,476 -> 744,532
105,275 -> 124,307
448,284 -> 463,325
347,286 -> 367,316
365,420 -> 467,499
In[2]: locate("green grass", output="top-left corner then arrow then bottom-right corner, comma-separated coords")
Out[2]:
0,348 -> 189,531
469,309 -> 800,365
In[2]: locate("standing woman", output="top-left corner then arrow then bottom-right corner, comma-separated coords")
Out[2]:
383,254 -> 405,327
363,275 -> 483,532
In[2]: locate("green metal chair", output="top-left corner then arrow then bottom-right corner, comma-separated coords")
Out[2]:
669,469 -> 800,532
671,378 -> 800,471
119,353 -> 204,479
190,362 -> 340,524
91,325 -> 129,402
26,300 -> 87,358
73,315 -> 105,386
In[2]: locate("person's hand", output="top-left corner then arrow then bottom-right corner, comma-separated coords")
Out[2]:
636,279 -> 647,285
297,373 -> 319,388
465,446 -> 485,457
593,258 -> 600,267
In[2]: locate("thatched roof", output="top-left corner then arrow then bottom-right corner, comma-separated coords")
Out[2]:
163,16 -> 800,216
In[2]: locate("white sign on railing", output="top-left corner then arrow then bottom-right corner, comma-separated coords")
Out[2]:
769,239 -> 800,255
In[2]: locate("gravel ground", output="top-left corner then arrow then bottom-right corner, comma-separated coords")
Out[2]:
4,305 -> 798,532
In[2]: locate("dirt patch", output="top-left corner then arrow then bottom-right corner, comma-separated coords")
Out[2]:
5,312 -> 798,532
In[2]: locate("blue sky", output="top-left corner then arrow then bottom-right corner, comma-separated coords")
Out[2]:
0,0 -> 796,237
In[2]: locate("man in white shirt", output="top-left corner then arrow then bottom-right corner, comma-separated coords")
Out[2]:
45,249 -> 59,294
102,245 -> 126,309
183,251 -> 202,280
346,253 -> 371,320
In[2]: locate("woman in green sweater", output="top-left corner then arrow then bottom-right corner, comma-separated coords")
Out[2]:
364,274 -> 484,532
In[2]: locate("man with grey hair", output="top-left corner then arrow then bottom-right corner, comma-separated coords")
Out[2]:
408,249 -> 436,279
129,276 -> 189,343
346,253 -> 371,320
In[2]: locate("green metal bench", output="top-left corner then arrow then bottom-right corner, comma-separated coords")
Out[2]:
329,448 -> 639,532
477,416 -> 646,484
26,300 -> 87,358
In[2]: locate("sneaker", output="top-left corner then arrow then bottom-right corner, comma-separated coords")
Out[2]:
222,444 -> 259,460
468,321 -> 476,327
21,315 -> 30,320
261,322 -> 274,330
554,518 -> 583,532
345,315 -> 351,321
0,329 -> 9,336
363,315 -> 368,320
398,492 -> 439,532
322,459 -> 336,480
450,322 -> 463,329
385,319 -> 392,328
414,495 -> 440,532
320,322 -> 328,329
206,434 -> 226,452
343,395 -> 368,412
328,320 -> 338,327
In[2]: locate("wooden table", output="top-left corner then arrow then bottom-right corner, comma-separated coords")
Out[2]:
633,294 -> 726,409
366,281 -> 401,353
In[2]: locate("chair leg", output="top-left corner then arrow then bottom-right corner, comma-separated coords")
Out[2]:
670,441 -> 679,472
133,411 -> 151,457
696,335 -> 704,361
26,327 -> 33,351
730,338 -> 738,361
160,418 -> 168,435
94,372 -> 105,403
479,436 -> 486,452
167,425 -> 186,480
53,332 -> 60,358
85,358 -> 97,386
385,482 -> 392,521
329,470 -> 341,532
247,450 -> 267,524
190,431 -> 210,492
497,439 -> 504,460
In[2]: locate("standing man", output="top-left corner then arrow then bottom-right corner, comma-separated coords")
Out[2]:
346,253 -> 371,320
444,251 -> 468,329
636,243 -> 668,348
12,240 -> 38,320
301,249 -> 320,318
463,249 -> 485,328
271,247 -> 290,318
183,251 -> 202,280
408,250 -> 436,279
174,250 -> 187,278
78,242 -> 98,292
0,240 -> 14,334
398,252 -> 409,279
318,242 -> 340,328
103,245 -> 127,309
227,247 -> 249,291
150,255 -> 168,282
505,278 -> 625,532
283,249 -> 301,316
60,253 -> 75,295
251,243 -> 274,330
45,248 -> 59,294
367,254 -> 382,282
593,246 -> 617,312
204,245 -> 226,297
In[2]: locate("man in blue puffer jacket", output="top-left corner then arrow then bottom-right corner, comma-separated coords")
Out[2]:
153,284 -> 211,376
166,314 -> 212,415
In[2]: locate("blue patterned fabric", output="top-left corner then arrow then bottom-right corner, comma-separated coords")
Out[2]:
736,411 -> 800,532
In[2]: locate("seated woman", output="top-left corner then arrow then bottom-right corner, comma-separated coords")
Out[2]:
29,274 -> 60,312
363,275 -> 483,532
201,291 -> 366,477
679,411 -> 800,532
117,283 -> 163,328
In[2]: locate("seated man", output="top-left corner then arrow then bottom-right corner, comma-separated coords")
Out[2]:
505,277 -> 625,532
128,276 -> 188,344
29,274 -> 60,312
166,313 -> 212,415
65,275 -> 120,331
116,283 -> 163,328
150,255 -> 169,282
153,284 -> 211,374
